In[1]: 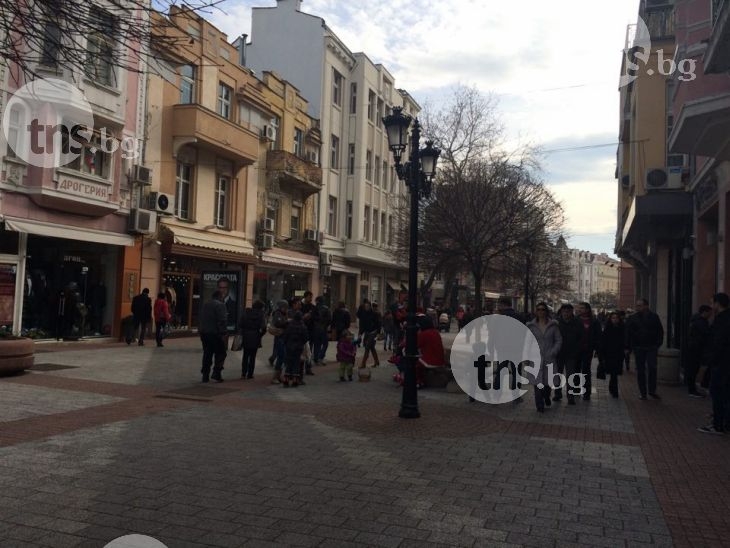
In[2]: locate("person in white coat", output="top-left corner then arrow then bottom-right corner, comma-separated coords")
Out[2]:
526,302 -> 562,413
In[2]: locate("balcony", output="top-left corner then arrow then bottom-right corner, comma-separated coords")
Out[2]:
669,94 -> 730,161
266,150 -> 322,197
705,0 -> 730,73
641,4 -> 675,41
171,104 -> 258,166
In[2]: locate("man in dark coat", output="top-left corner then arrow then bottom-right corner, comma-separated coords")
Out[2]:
239,300 -> 266,379
687,305 -> 712,397
699,293 -> 730,434
131,288 -> 152,346
199,290 -> 228,383
625,298 -> 664,400
554,304 -> 585,404
300,291 -> 319,375
282,311 -> 309,387
576,302 -> 603,401
313,296 -> 332,365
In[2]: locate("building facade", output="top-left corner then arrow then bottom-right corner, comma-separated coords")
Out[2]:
0,0 -> 146,338
565,249 -> 619,305
245,0 -> 413,310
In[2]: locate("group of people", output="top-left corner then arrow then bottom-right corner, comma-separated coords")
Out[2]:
129,288 -> 171,348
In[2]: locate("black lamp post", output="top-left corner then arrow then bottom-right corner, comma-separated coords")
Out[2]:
383,106 -> 440,419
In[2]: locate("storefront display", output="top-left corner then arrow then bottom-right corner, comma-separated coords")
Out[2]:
252,267 -> 310,312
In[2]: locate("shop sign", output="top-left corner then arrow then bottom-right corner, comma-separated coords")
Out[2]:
57,175 -> 110,201
201,271 -> 241,333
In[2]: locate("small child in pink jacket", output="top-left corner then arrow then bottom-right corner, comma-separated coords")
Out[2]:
336,330 -> 357,382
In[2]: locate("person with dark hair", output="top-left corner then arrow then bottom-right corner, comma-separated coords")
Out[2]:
687,304 -> 713,397
358,300 -> 381,368
300,291 -> 318,376
555,303 -> 584,404
625,298 -> 664,400
131,288 -> 152,346
282,310 -> 309,387
699,293 -> 730,434
313,296 -> 331,365
576,302 -> 602,401
239,300 -> 266,379
269,300 -> 289,384
199,290 -> 228,383
153,292 -> 171,347
526,302 -> 562,412
601,311 -> 626,398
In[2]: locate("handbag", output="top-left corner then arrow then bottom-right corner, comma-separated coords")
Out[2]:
230,333 -> 243,351
267,325 -> 284,337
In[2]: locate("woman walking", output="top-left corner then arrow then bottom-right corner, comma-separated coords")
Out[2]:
358,300 -> 381,368
601,311 -> 625,398
282,311 -> 309,387
154,292 -> 171,347
239,300 -> 266,379
526,302 -> 562,413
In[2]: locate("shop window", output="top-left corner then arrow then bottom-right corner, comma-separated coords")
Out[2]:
175,162 -> 192,220
180,64 -> 196,104
217,83 -> 232,119
85,7 -> 116,87
214,176 -> 229,228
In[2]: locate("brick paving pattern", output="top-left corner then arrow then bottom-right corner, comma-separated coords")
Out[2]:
0,336 -> 727,547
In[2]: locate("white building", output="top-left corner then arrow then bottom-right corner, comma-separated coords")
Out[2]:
245,0 -> 413,309
566,249 -> 620,304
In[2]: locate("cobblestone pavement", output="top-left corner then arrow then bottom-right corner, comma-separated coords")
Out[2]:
0,336 -> 728,548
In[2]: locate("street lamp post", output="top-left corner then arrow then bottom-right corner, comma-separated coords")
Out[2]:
383,106 -> 440,419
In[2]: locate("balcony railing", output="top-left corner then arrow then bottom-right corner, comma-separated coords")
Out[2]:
643,5 -> 675,40
266,149 -> 322,197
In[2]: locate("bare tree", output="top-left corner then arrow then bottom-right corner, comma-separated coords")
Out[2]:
0,0 -> 224,85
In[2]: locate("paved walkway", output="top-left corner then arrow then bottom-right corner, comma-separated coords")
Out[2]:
0,335 -> 728,547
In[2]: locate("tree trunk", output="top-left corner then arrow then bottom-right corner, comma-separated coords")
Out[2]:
474,274 -> 483,316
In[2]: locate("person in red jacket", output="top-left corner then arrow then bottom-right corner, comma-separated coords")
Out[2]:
154,292 -> 171,347
417,315 -> 445,388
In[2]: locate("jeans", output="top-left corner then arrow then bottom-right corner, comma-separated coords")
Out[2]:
200,333 -> 226,379
133,318 -> 149,344
242,347 -> 258,378
685,355 -> 701,394
274,336 -> 286,371
579,351 -> 593,398
552,357 -> 580,400
155,319 -> 166,346
311,327 -> 328,362
710,368 -> 729,431
634,347 -> 658,396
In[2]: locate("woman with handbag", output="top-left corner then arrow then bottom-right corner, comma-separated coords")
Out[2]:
154,292 -> 171,348
239,300 -> 266,379
600,311 -> 625,398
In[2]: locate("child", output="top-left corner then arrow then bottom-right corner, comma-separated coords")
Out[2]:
336,330 -> 356,382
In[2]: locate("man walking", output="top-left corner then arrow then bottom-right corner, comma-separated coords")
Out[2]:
576,302 -> 602,401
131,288 -> 152,346
199,290 -> 228,383
699,293 -> 730,434
687,305 -> 712,397
313,296 -> 331,365
625,298 -> 664,400
554,304 -> 585,405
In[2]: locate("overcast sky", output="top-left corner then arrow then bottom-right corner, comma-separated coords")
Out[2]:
207,0 -> 641,257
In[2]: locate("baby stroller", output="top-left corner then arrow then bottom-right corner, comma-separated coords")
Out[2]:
438,312 -> 450,333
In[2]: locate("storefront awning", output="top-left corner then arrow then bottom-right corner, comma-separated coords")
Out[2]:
386,279 -> 400,290
260,250 -> 319,270
2,216 -> 135,246
166,224 -> 255,262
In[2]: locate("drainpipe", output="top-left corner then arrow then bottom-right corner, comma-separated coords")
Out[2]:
238,34 -> 248,67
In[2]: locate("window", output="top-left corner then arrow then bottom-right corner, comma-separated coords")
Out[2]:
377,98 -> 384,127
381,212 -> 386,245
180,65 -> 195,104
383,79 -> 392,101
290,205 -> 301,240
366,150 -> 372,181
85,7 -> 115,86
41,21 -> 62,67
270,116 -> 280,149
382,161 -> 389,191
346,200 -> 353,239
388,215 -> 394,246
214,176 -> 229,228
294,128 -> 304,157
348,143 -> 355,175
374,155 -> 381,186
217,83 -> 232,119
364,206 -> 371,240
372,209 -> 379,243
350,83 -> 357,114
330,135 -> 340,169
368,90 -> 376,122
62,129 -> 111,179
5,107 -> 22,158
332,69 -> 343,107
175,162 -> 192,220
327,196 -> 337,235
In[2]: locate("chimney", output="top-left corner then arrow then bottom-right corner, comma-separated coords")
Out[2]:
277,0 -> 303,10
238,34 -> 247,67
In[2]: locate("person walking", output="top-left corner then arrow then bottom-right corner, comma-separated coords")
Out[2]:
601,311 -> 626,398
337,330 -> 357,382
239,300 -> 266,379
131,288 -> 152,346
554,304 -> 584,405
153,292 -> 171,347
687,305 -> 712,398
526,303 -> 562,412
576,302 -> 602,401
199,290 -> 228,383
699,293 -> 730,434
301,291 -> 319,376
625,298 -> 664,400
358,300 -> 381,368
331,301 -> 351,343
269,300 -> 289,384
282,311 -> 308,388
312,296 -> 331,365
382,310 -> 395,352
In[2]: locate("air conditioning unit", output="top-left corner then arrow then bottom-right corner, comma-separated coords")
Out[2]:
259,233 -> 274,250
260,125 -> 276,141
621,174 -> 630,188
130,165 -> 152,185
320,265 -> 332,277
306,151 -> 319,164
128,208 -> 157,234
304,229 -> 317,241
148,192 -> 175,214
319,252 -> 332,265
645,168 -> 683,191
261,217 -> 275,232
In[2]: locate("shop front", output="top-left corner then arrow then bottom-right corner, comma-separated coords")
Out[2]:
252,250 -> 319,312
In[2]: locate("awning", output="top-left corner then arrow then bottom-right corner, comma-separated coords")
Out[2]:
2,216 -> 135,246
386,279 -> 400,290
166,224 -> 255,262
261,250 -> 319,270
